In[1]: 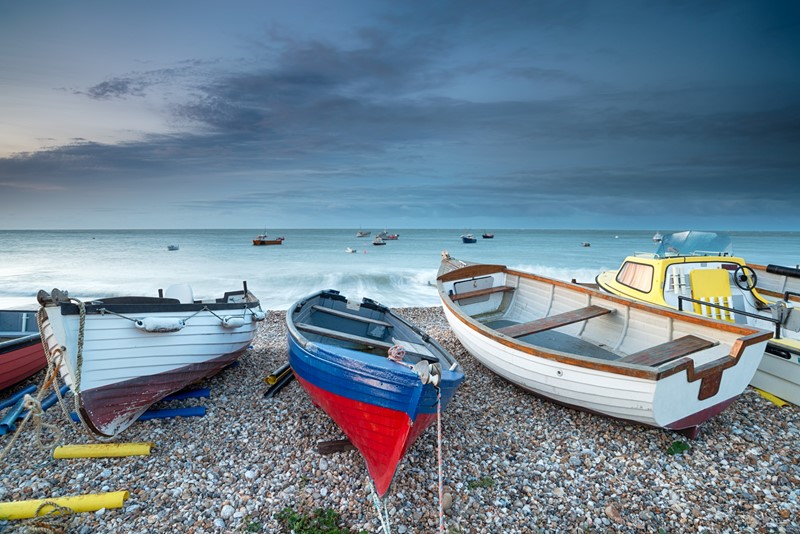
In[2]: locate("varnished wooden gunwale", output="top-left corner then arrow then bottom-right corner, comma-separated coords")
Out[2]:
437,264 -> 507,283
438,261 -> 773,382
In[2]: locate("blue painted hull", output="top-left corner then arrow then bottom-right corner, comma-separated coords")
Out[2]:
286,289 -> 463,496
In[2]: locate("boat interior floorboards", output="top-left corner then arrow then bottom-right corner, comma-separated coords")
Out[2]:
486,318 -> 619,361
517,331 -> 620,361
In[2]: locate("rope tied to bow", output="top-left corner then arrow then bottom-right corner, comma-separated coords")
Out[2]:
387,345 -> 406,363
368,478 -> 392,533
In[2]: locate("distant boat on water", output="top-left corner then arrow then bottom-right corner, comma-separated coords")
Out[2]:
653,232 -> 663,243
482,232 -> 494,239
461,234 -> 477,244
356,230 -> 371,238
253,233 -> 284,246
373,237 -> 386,246
345,247 -> 357,253
167,244 -> 179,251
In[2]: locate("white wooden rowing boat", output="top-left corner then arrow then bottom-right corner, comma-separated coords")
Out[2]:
437,252 -> 771,438
37,283 -> 265,437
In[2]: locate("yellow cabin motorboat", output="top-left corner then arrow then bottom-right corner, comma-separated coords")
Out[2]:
596,231 -> 800,406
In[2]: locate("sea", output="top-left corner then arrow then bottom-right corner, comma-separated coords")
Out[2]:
1,229 -> 798,311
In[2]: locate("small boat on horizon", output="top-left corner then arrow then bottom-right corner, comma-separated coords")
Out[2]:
36,283 -> 265,437
345,247 -> 357,253
461,234 -> 477,244
287,289 -> 464,497
356,230 -> 371,238
253,233 -> 284,245
482,232 -> 494,239
0,309 -> 46,391
596,230 -> 800,406
373,236 -> 386,246
437,251 -> 771,438
167,244 -> 179,251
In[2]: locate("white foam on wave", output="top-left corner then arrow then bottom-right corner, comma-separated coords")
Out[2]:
262,267 -> 441,310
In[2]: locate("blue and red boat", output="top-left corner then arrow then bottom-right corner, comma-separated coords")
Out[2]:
287,289 -> 464,497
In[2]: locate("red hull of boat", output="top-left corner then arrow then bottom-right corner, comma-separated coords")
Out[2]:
0,337 -> 46,391
78,348 -> 246,437
665,395 -> 740,439
296,375 -> 436,497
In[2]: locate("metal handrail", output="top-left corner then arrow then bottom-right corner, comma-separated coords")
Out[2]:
784,290 -> 800,302
677,295 -> 781,339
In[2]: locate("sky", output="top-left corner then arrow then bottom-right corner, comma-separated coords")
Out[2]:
1,0 -> 798,231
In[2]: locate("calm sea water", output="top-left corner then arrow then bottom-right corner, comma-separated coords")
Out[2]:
1,229 -> 798,310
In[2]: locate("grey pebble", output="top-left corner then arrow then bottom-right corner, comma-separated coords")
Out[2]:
1,308 -> 797,533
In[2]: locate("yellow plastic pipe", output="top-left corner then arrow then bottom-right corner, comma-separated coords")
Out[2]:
53,442 -> 155,459
754,388 -> 788,407
0,491 -> 129,520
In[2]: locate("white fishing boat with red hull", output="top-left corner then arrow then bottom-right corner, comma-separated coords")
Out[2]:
36,283 -> 264,437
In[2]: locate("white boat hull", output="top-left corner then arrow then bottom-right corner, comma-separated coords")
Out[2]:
750,348 -> 800,405
438,255 -> 770,437
38,288 -> 263,437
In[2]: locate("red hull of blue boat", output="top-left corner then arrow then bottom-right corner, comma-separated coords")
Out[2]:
289,334 -> 461,497
296,374 -> 437,496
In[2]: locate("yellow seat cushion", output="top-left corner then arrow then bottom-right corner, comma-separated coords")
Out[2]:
690,269 -> 734,321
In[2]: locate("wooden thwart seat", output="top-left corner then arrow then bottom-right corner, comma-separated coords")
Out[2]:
311,305 -> 393,327
618,335 -> 717,366
451,285 -> 515,302
295,323 -> 394,350
497,305 -> 613,338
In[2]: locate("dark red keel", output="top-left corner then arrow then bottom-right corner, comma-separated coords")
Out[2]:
78,348 -> 246,436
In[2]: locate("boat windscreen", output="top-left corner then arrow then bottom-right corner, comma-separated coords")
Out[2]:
655,231 -> 733,258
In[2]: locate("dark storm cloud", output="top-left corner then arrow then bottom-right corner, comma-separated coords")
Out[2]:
83,78 -> 149,100
2,0 -> 799,229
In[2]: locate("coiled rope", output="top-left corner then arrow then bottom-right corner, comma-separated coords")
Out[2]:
387,345 -> 407,365
20,501 -> 75,533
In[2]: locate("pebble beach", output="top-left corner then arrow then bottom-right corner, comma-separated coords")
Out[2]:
1,307 -> 799,533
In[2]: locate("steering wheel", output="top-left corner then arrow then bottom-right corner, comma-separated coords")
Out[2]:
734,265 -> 758,291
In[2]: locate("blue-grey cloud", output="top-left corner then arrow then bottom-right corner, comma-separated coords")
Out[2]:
82,78 -> 149,100
1,0 -> 799,230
